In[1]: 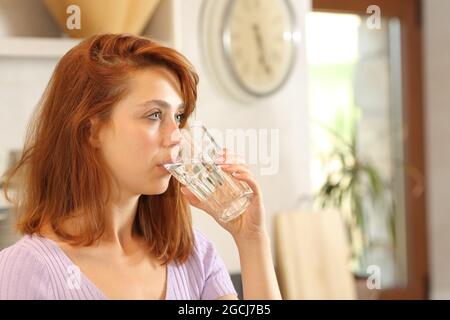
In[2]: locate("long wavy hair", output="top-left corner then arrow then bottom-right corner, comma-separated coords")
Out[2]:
1,34 -> 199,265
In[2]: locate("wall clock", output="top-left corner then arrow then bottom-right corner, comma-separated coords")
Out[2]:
200,0 -> 300,102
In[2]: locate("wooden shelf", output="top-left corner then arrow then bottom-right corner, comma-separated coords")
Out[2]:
0,0 -> 181,58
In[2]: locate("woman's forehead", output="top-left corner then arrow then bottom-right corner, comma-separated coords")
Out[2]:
126,68 -> 183,104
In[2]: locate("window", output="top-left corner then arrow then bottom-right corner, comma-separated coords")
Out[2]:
309,0 -> 427,299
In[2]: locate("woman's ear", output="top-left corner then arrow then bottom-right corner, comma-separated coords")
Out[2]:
88,117 -> 102,148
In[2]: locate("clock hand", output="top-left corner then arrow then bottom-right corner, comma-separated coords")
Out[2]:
252,24 -> 272,75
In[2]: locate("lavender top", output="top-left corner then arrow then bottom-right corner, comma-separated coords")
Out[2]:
0,228 -> 237,300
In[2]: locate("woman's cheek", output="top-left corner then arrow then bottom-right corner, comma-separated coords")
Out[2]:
134,128 -> 159,157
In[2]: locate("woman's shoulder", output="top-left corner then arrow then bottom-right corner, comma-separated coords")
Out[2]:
0,234 -> 47,266
191,228 -> 218,258
0,234 -> 54,299
185,228 -> 237,300
0,233 -> 71,274
189,228 -> 228,273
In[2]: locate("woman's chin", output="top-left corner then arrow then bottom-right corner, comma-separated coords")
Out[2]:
144,177 -> 171,195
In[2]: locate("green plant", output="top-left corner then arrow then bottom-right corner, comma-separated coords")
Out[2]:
314,107 -> 396,274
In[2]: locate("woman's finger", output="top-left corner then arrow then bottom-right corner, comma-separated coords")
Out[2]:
219,163 -> 251,175
216,155 -> 246,165
217,148 -> 246,165
219,164 -> 260,196
216,156 -> 245,165
226,171 -> 261,197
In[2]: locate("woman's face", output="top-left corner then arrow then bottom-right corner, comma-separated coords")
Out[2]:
95,66 -> 185,196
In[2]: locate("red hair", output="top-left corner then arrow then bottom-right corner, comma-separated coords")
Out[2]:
2,34 -> 199,264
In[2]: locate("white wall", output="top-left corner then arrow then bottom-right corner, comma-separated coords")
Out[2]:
424,0 -> 450,300
176,0 -> 312,273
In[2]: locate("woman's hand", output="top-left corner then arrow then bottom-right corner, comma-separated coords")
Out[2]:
180,149 -> 282,300
180,148 -> 268,243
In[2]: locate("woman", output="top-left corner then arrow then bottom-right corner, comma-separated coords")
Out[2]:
0,34 -> 281,300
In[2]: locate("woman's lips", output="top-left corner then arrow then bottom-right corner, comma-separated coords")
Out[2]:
156,163 -> 171,175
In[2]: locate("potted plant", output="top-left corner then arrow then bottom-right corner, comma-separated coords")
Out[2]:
314,107 -> 396,280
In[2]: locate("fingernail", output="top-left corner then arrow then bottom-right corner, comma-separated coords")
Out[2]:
180,187 -> 186,194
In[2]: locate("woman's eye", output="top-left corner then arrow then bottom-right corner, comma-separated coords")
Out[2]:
175,113 -> 185,123
147,112 -> 162,121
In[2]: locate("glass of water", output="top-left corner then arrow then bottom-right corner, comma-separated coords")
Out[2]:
163,122 -> 253,223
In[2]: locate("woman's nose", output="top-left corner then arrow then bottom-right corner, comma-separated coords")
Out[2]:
163,122 -> 182,148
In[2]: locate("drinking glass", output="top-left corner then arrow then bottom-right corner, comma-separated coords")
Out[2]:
163,122 -> 253,223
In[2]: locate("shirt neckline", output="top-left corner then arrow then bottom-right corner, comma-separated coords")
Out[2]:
29,234 -> 172,300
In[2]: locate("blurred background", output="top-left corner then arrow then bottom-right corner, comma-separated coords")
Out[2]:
0,0 -> 447,300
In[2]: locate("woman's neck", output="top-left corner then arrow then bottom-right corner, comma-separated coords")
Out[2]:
40,192 -> 143,255
102,193 -> 141,252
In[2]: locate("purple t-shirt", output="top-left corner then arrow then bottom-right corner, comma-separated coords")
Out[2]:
0,228 -> 237,300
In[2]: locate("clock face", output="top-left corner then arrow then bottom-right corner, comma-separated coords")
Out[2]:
223,0 -> 297,96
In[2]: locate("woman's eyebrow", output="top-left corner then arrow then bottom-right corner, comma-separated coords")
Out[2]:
137,99 -> 185,110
